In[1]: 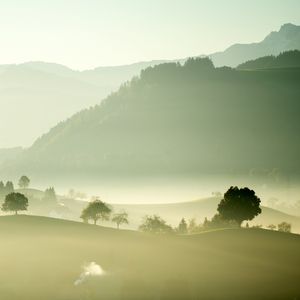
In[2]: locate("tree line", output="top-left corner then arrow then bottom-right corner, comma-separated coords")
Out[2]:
0,181 -> 293,234
79,186 -> 292,233
0,175 -> 58,215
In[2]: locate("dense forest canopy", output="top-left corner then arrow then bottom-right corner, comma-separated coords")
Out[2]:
237,50 -> 300,70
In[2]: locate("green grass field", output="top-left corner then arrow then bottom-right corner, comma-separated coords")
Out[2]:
0,215 -> 299,300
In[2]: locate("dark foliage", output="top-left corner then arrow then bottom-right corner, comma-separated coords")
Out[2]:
139,215 -> 173,234
18,175 -> 30,189
217,186 -> 261,226
5,55 -> 300,179
80,199 -> 112,225
237,50 -> 300,70
2,192 -> 28,215
0,181 -> 14,199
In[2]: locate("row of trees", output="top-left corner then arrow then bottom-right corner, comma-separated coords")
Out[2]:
78,187 -> 261,233
137,187 -> 292,234
0,176 -> 57,215
0,176 -> 30,195
1,184 -> 293,234
0,181 -> 14,199
80,200 -> 129,229
266,222 -> 292,233
0,176 -> 30,200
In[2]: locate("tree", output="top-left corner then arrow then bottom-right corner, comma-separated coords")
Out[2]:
43,187 -> 57,204
80,200 -> 112,225
0,181 -> 5,198
112,211 -> 129,229
5,181 -> 14,194
278,222 -> 291,233
18,175 -> 30,189
177,218 -> 188,234
2,192 -> 28,215
0,181 -> 14,199
139,215 -> 173,234
217,186 -> 261,226
187,218 -> 199,233
267,224 -> 276,231
204,214 -> 238,229
203,217 -> 209,228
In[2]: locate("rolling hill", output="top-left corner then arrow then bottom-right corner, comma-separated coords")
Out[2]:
0,60 -> 169,148
113,198 -> 300,232
15,191 -> 300,233
0,215 -> 299,300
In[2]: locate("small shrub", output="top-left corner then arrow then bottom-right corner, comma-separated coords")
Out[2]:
278,222 -> 292,233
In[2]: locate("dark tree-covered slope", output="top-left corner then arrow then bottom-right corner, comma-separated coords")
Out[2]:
3,57 -> 300,179
237,50 -> 300,70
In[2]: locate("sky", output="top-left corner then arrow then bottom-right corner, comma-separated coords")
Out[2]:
0,0 -> 300,70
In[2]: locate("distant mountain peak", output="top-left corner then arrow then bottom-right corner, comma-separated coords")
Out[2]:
264,23 -> 300,42
211,23 -> 300,67
279,23 -> 299,32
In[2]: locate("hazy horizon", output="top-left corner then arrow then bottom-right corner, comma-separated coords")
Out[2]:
1,3 -> 300,299
1,0 -> 300,70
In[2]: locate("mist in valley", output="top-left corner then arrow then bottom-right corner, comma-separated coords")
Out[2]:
1,1 -> 300,299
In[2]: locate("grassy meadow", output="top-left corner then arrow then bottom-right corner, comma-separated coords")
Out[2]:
0,215 -> 299,300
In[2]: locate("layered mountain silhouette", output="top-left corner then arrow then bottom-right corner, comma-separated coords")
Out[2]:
1,23 -> 299,148
211,23 -> 300,67
3,55 -> 300,182
0,60 -> 164,148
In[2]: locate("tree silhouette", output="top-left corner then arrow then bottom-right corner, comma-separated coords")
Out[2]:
5,181 -> 14,194
112,211 -> 129,229
267,224 -> 276,231
139,215 -> 173,234
18,175 -> 30,189
43,187 -> 57,204
217,186 -> 261,226
2,192 -> 28,215
80,200 -> 111,225
0,181 -> 15,199
278,222 -> 291,233
177,218 -> 188,234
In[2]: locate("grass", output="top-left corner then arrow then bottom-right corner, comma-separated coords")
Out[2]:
0,215 -> 299,300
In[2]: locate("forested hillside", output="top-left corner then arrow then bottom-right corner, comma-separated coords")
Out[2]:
237,50 -> 300,70
3,56 -> 299,182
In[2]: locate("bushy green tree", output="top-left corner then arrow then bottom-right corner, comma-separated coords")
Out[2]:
112,211 -> 129,229
217,186 -> 261,226
18,175 -> 30,189
2,192 -> 28,215
80,200 -> 112,225
139,215 -> 173,234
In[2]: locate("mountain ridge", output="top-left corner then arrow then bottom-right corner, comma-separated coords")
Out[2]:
2,57 -> 300,188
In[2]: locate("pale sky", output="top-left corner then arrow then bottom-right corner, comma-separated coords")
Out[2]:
0,0 -> 300,70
